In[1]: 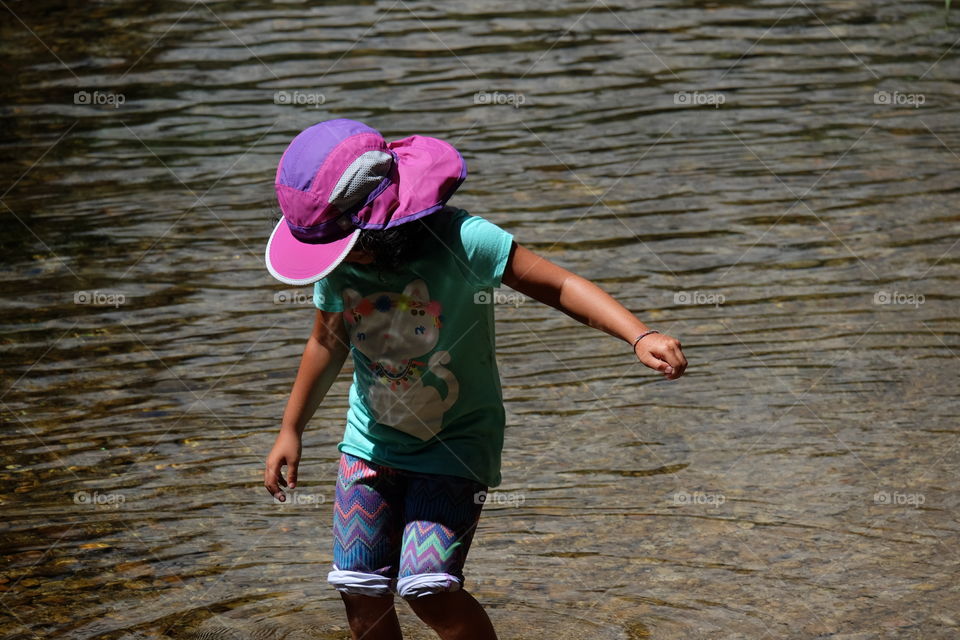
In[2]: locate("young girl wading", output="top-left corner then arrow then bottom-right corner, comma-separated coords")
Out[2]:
263,119 -> 687,640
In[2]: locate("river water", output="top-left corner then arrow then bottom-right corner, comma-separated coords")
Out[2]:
1,1 -> 959,638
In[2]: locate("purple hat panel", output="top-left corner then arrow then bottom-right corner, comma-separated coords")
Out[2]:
275,118 -> 378,191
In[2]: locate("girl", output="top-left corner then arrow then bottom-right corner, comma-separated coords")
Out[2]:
263,119 -> 687,640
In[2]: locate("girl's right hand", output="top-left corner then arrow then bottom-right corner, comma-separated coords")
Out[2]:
264,427 -> 302,502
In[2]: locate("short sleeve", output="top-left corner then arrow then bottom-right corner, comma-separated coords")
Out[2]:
452,211 -> 515,289
313,272 -> 345,311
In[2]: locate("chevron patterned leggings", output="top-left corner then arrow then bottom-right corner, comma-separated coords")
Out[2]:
328,452 -> 487,599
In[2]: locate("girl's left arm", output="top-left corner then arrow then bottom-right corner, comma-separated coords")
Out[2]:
500,242 -> 687,380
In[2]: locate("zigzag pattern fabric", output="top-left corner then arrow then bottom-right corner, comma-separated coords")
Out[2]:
399,477 -> 482,580
333,454 -> 404,577
332,453 -> 485,586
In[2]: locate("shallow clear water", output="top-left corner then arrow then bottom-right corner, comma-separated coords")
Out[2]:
1,0 -> 959,638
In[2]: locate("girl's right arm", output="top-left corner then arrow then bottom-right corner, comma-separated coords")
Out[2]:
264,309 -> 350,501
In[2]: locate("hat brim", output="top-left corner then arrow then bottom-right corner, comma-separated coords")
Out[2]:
265,219 -> 360,286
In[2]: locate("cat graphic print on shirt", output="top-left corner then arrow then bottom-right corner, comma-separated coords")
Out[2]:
342,279 -> 460,441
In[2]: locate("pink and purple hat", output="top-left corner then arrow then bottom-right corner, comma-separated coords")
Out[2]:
265,118 -> 467,285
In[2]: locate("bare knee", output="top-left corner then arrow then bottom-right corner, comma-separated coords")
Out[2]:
340,593 -> 398,637
400,574 -> 464,626
405,589 -> 497,640
405,589 -> 469,629
406,590 -> 457,628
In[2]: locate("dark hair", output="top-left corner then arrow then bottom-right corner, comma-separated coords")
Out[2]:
357,208 -> 450,274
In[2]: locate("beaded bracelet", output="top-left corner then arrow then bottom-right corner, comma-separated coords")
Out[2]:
631,330 -> 660,353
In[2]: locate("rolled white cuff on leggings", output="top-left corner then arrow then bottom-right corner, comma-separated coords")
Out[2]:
396,572 -> 462,599
327,566 -> 394,597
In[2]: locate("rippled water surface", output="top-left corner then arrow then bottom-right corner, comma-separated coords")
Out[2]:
2,1 -> 959,638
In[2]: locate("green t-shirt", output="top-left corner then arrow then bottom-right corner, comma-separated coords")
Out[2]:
313,207 -> 515,488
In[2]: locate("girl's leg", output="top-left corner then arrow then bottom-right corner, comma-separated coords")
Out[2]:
397,472 -> 495,638
340,593 -> 403,640
328,454 -> 405,635
406,589 -> 497,640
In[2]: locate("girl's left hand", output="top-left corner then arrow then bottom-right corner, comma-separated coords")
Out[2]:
634,333 -> 687,380
264,428 -> 302,502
